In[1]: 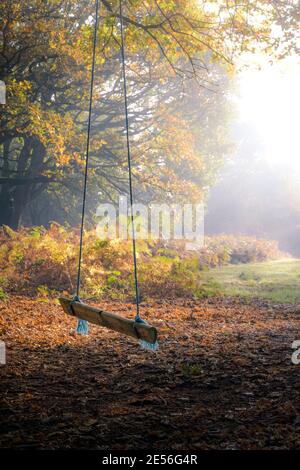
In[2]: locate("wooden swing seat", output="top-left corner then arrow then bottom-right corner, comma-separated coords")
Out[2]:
59,297 -> 158,344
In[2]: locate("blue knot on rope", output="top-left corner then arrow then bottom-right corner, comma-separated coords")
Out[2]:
135,315 -> 159,351
135,315 -> 145,324
71,296 -> 89,335
76,319 -> 89,335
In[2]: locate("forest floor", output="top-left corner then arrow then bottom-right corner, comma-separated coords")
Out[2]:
0,295 -> 300,450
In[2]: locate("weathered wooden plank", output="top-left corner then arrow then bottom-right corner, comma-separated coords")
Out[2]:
59,297 -> 158,344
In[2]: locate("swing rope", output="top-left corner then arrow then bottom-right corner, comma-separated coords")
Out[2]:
119,0 -> 158,350
119,0 -> 141,322
75,0 -> 100,334
74,0 -> 158,349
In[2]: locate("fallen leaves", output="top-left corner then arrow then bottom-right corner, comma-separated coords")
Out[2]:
0,295 -> 299,449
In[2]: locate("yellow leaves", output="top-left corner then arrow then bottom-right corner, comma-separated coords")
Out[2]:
7,79 -> 32,104
49,30 -> 67,49
57,154 -> 71,166
92,138 -> 107,149
72,152 -> 83,164
20,105 -> 84,166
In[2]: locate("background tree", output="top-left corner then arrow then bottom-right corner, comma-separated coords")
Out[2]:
0,0 -> 296,228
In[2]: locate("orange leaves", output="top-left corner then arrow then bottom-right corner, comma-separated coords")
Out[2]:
1,293 -> 299,449
25,106 -> 85,167
136,106 -> 204,202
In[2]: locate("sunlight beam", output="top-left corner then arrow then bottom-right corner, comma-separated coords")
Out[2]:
238,58 -> 300,171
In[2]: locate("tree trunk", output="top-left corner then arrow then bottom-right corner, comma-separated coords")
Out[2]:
9,184 -> 31,229
0,140 -> 14,225
0,138 -> 33,228
0,137 -> 51,228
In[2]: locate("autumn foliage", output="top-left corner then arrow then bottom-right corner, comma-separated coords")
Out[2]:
0,225 -> 286,300
2,0 -> 298,228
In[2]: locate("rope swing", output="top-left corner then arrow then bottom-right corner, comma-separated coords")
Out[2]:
59,0 -> 158,350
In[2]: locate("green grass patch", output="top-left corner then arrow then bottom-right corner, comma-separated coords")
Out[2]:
202,259 -> 300,304
0,287 -> 8,301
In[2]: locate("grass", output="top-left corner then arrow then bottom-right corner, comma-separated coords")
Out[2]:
0,287 -> 7,300
203,259 -> 300,304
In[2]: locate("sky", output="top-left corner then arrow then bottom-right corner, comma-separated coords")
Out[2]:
237,57 -> 300,172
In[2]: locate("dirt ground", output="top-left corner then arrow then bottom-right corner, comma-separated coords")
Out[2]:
0,295 -> 299,450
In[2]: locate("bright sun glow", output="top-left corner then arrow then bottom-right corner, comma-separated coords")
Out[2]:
238,58 -> 300,171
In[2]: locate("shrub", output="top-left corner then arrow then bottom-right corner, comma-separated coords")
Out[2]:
0,225 -> 287,299
200,235 -> 285,267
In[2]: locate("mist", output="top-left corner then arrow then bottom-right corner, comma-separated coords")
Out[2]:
206,61 -> 300,256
